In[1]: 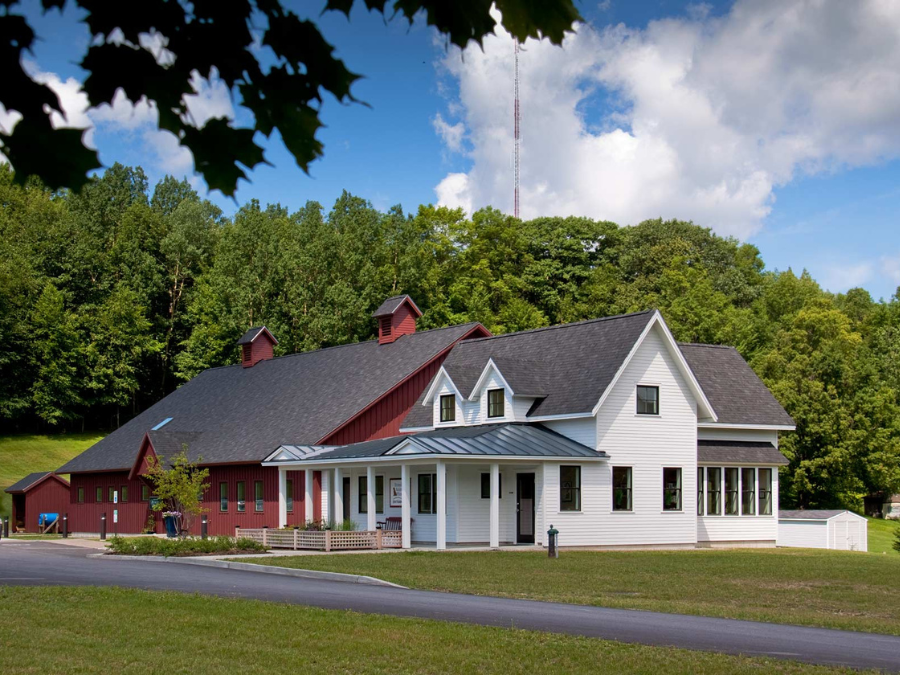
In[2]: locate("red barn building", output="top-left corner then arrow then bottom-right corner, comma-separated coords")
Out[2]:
56,296 -> 489,535
4,472 -> 71,533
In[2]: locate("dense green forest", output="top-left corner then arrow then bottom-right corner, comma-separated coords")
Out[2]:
1,163 -> 899,509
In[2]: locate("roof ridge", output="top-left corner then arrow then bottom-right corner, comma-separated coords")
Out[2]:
678,342 -> 735,350
458,310 -> 655,344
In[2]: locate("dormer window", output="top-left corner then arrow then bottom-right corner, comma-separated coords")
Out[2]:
487,388 -> 505,418
636,385 -> 659,415
440,395 -> 456,423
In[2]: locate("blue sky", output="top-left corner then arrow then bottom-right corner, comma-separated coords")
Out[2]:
11,0 -> 900,301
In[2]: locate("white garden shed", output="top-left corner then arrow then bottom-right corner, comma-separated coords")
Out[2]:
778,510 -> 867,552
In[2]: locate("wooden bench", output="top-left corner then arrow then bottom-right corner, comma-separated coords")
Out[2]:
378,516 -> 413,531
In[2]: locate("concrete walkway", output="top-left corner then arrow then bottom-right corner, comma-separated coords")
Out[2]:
2,541 -> 898,672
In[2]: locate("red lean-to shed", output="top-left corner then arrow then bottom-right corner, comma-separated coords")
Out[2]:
4,472 -> 71,533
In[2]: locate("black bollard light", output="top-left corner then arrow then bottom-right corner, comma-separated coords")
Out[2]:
100,512 -> 107,541
547,524 -> 559,559
201,515 -> 208,540
63,514 -> 68,538
3,516 -> 9,538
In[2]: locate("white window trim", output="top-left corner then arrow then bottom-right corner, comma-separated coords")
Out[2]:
636,383 -> 661,417
611,465 -> 634,513
662,466 -> 683,512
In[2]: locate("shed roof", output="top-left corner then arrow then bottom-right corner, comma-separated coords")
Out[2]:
778,510 -> 863,520
5,472 -> 69,494
267,423 -> 606,463
698,440 -> 789,465
57,322 -> 484,473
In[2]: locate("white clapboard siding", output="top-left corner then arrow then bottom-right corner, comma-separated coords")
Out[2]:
697,427 -> 779,444
698,516 -> 778,543
542,417 -> 596,448
455,464 -> 516,544
778,520 -> 828,548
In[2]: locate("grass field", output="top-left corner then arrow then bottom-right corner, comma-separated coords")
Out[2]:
866,516 -> 899,554
0,433 -> 103,519
0,586 -> 867,675
235,548 -> 900,635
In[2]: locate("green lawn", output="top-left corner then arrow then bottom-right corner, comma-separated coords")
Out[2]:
234,548 -> 900,635
0,586 -> 867,675
0,432 -> 104,519
866,516 -> 899,555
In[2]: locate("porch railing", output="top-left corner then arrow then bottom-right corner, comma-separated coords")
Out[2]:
237,527 -> 403,551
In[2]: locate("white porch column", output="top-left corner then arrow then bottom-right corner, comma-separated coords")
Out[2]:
333,467 -> 344,524
489,463 -> 500,548
277,467 -> 288,528
366,465 -> 377,531
304,469 -> 314,524
436,460 -> 446,550
401,463 -> 411,549
322,469 -> 331,522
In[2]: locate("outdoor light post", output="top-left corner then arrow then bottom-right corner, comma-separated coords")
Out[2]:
201,515 -> 208,540
547,524 -> 559,558
62,514 -> 68,538
3,516 -> 8,538
100,513 -> 106,541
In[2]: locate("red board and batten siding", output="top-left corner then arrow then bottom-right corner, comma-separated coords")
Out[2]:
11,477 -> 71,533
69,472 -> 154,534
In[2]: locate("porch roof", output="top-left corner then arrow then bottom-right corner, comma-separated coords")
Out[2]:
264,423 -> 607,465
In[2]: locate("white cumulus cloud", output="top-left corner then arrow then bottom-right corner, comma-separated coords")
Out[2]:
433,0 -> 900,238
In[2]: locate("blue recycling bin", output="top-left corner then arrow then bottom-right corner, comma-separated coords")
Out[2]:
163,515 -> 178,538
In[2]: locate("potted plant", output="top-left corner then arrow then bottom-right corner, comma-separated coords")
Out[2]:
143,513 -> 156,535
161,511 -> 181,538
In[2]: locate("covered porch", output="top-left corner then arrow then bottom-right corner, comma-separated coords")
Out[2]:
262,423 -> 606,550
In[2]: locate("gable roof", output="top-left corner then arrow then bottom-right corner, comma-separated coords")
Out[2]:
404,311 -> 658,429
5,472 -> 70,494
698,440 -> 788,465
265,423 -> 606,463
779,510 -> 864,520
372,295 -> 422,318
679,343 -> 794,427
57,322 -> 484,473
237,326 -> 278,345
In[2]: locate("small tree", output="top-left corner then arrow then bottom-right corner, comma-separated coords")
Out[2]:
143,447 -> 209,536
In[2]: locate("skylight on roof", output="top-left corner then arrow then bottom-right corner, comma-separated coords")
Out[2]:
151,417 -> 173,431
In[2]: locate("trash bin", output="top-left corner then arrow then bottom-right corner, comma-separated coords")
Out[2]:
163,515 -> 178,538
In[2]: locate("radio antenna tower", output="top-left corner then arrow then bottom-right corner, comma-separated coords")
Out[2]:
514,40 -> 521,219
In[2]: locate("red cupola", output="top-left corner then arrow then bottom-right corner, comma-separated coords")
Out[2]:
372,295 -> 422,345
237,326 -> 278,367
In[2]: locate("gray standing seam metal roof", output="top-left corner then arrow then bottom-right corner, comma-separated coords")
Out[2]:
56,323 -> 483,473
4,472 -> 56,493
278,423 -> 606,462
697,440 -> 789,466
778,510 -> 857,520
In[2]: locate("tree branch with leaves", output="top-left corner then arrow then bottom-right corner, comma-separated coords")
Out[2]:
142,447 -> 209,536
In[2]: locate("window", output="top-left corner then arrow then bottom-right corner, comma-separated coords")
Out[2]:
77,487 -> 84,503
612,467 -> 632,511
560,466 -> 581,511
95,487 -> 103,503
706,467 -> 721,515
741,468 -> 755,515
108,487 -> 116,503
440,394 -> 456,423
487,388 -> 505,418
480,473 -> 503,499
219,482 -> 228,512
254,480 -> 264,512
237,481 -> 246,512
141,484 -> 150,501
120,486 -> 128,502
663,468 -> 682,511
725,468 -> 739,515
286,479 -> 294,512
636,385 -> 659,415
359,476 -> 385,513
418,473 -> 437,514
758,468 -> 773,515
697,468 -> 704,515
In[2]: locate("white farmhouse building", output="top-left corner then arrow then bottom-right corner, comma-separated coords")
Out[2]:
265,309 -> 795,549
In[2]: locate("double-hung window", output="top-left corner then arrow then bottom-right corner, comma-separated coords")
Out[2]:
440,394 -> 456,423
108,486 -> 116,503
612,467 -> 632,511
286,479 -> 294,512
560,466 -> 581,511
636,385 -> 659,415
236,481 -> 246,512
77,487 -> 85,503
95,486 -> 103,503
480,473 -> 502,499
487,388 -> 505,418
141,484 -> 150,501
758,468 -> 773,515
358,476 -> 384,513
254,480 -> 264,512
724,468 -> 739,515
418,473 -> 437,514
741,468 -> 755,515
219,482 -> 228,511
697,468 -> 704,515
663,468 -> 682,511
120,486 -> 128,502
706,467 -> 721,515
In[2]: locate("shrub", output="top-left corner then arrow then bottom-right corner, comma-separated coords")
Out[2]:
893,524 -> 900,554
106,535 -> 266,557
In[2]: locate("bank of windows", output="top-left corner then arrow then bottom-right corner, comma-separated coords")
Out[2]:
698,467 -> 772,516
358,475 -> 384,514
440,394 -> 456,423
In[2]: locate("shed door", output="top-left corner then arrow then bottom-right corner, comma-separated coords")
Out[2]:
833,520 -> 848,550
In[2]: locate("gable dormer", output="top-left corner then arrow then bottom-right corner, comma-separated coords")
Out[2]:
372,295 -> 422,344
237,326 -> 278,368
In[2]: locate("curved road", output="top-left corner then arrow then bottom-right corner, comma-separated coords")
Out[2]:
2,541 -> 898,671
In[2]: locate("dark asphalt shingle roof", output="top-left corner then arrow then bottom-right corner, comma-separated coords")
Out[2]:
5,472 -> 67,493
698,440 -> 789,465
402,311 -> 655,428
372,295 -> 420,317
57,323 -> 482,473
237,326 -> 277,345
679,344 -> 794,426
284,423 -> 606,461
779,510 -> 858,520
